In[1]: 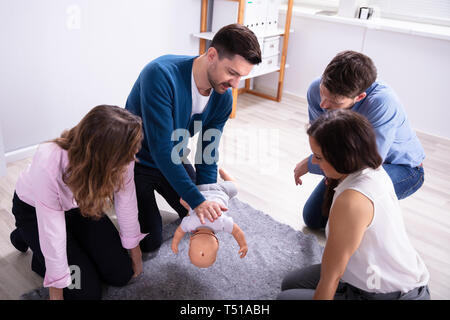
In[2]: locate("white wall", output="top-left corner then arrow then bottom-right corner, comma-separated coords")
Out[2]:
0,0 -> 201,154
363,29 -> 450,139
255,12 -> 450,139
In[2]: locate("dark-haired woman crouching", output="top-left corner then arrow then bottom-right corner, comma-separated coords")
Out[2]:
10,105 -> 146,300
278,109 -> 430,300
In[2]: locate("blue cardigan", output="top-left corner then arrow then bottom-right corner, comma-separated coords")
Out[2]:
125,55 -> 233,209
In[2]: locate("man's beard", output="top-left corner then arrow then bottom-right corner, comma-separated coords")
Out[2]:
207,70 -> 232,94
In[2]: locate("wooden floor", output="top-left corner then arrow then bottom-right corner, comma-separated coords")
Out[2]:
0,93 -> 449,299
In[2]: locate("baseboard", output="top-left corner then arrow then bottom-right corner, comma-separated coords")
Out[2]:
5,145 -> 38,164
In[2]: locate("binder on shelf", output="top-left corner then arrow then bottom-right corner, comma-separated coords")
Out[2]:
265,0 -> 282,36
212,0 -> 281,38
253,0 -> 268,37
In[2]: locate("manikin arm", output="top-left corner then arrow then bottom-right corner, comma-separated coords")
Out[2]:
171,226 -> 186,254
231,223 -> 248,258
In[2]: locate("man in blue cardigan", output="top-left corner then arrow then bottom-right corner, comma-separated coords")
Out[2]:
126,24 -> 261,252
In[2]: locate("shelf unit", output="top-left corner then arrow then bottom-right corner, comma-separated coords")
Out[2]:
194,0 -> 294,118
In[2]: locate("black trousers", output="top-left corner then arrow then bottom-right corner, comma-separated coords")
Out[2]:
134,162 -> 196,252
11,193 -> 133,300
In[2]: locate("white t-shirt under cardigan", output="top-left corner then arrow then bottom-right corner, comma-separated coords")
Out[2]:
325,167 -> 429,293
191,71 -> 211,117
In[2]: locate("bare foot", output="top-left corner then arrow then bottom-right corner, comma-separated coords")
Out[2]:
219,168 -> 236,182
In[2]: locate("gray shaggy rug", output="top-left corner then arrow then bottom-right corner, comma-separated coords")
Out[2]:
21,197 -> 324,300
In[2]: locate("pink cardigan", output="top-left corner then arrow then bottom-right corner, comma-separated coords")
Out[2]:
15,142 -> 147,288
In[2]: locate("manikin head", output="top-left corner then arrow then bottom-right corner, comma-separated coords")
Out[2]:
319,50 -> 377,110
206,23 -> 262,94
188,228 -> 219,268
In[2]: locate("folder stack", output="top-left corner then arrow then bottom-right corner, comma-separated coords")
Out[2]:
212,0 -> 282,38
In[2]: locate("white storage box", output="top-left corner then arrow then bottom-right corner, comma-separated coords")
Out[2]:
262,36 -> 280,58
260,54 -> 279,71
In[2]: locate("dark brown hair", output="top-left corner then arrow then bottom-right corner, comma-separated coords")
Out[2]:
210,23 -> 262,64
307,109 -> 382,216
52,105 -> 143,219
322,50 -> 377,98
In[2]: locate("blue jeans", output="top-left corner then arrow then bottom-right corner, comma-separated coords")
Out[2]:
302,164 -> 425,230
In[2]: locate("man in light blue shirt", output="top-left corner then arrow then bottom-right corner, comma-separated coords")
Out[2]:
294,50 -> 425,229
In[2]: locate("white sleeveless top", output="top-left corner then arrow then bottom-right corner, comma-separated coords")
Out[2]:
325,167 -> 429,293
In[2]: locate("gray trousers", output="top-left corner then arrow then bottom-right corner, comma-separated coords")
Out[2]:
277,264 -> 431,300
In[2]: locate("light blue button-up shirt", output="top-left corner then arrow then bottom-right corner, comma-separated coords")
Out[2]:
307,77 -> 425,174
